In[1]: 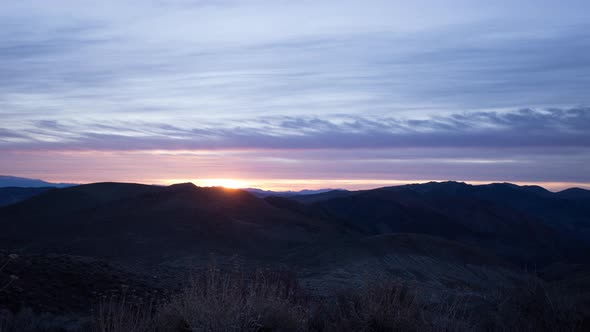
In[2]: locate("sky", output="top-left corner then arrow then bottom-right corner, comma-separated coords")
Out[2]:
1,0 -> 589,190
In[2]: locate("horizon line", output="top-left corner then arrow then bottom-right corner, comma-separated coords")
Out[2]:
3,175 -> 589,192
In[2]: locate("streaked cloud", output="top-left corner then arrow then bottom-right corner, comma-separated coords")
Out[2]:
1,108 -> 589,150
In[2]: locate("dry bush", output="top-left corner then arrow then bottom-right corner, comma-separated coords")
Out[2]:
420,294 -> 473,332
87,266 -> 584,332
91,289 -> 158,332
156,264 -> 307,332
87,266 -> 475,332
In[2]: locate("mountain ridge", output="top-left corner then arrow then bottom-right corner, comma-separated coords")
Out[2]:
2,180 -> 589,266
0,175 -> 77,188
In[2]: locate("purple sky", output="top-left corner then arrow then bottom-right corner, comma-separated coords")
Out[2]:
1,0 -> 589,190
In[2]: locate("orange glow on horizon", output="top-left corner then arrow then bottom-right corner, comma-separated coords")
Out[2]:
163,178 -> 251,189
4,150 -> 589,193
149,178 -> 590,192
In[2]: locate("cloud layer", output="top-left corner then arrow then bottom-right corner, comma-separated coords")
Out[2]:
1,1 -> 589,188
1,108 -> 589,150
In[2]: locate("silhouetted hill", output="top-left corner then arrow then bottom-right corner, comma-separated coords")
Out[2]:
391,182 -> 590,241
4,181 -> 589,267
292,232 -> 521,293
267,181 -> 590,264
0,182 -> 327,262
289,189 -> 352,204
557,187 -> 590,200
244,188 -> 340,198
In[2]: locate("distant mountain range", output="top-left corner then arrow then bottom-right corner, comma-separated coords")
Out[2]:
0,176 -> 78,207
2,176 -> 590,265
0,175 -> 77,188
1,180 -> 589,265
243,187 -> 344,197
0,176 -> 345,207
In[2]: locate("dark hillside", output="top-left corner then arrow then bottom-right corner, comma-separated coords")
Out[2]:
268,182 -> 590,264
0,183 -> 327,262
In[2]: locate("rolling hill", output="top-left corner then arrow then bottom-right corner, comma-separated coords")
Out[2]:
2,181 -> 590,326
0,182 -> 329,262
2,181 -> 589,267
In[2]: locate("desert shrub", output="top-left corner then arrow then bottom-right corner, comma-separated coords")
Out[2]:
89,263 -> 307,332
91,288 -> 158,332
88,268 -> 475,332
420,294 -> 473,332
87,267 -> 584,332
156,264 -> 307,332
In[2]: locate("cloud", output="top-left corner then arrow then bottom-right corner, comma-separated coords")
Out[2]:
1,1 -> 589,123
0,128 -> 28,140
1,1 -> 589,186
2,108 -> 589,151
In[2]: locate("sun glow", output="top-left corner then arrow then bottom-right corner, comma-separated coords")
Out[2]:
195,178 -> 250,189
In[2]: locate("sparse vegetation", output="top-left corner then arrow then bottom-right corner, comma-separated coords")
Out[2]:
91,288 -> 157,332
156,264 -> 305,331
84,263 -> 584,332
